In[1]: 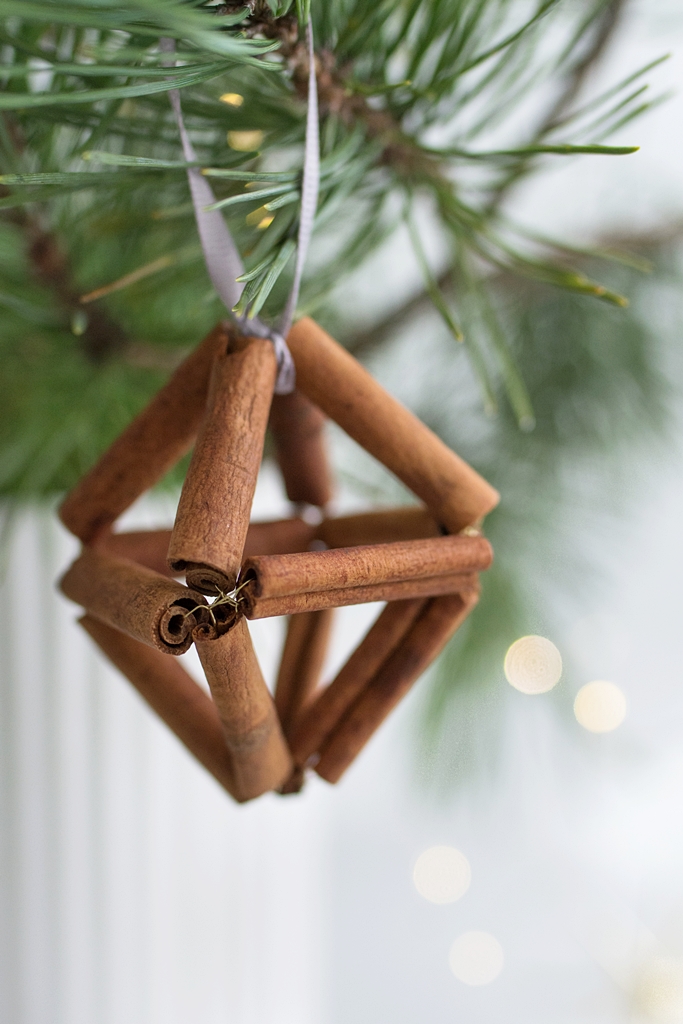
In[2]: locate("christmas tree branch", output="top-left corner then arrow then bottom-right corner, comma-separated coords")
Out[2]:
0,111 -> 130,362
489,0 -> 628,208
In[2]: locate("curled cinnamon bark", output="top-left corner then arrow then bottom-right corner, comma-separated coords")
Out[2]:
286,318 -> 499,533
97,529 -> 173,576
239,534 -> 491,617
244,517 -> 317,558
243,534 -> 491,598
79,615 -> 236,796
59,322 -> 229,542
275,608 -> 334,739
99,517 -> 318,578
60,548 -> 211,655
242,570 -> 479,619
314,506 -> 440,548
315,591 -> 479,783
269,390 -> 333,508
99,507 -> 440,581
195,619 -> 292,801
289,598 -> 426,771
167,335 -> 276,594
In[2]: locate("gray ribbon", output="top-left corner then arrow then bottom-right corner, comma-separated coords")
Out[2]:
277,21 -> 318,340
160,25 -> 320,395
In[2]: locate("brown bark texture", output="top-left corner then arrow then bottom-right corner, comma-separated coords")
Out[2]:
244,534 -> 491,598
60,547 -> 208,655
99,507 -> 441,581
314,506 -> 440,548
79,615 -> 236,796
242,570 -> 480,619
245,517 -> 317,558
99,517 -> 318,578
97,529 -> 173,576
289,598 -> 426,770
239,533 -> 491,618
168,336 -> 276,594
269,389 -> 333,508
196,618 -> 292,801
59,322 -> 229,543
275,608 -> 335,738
315,591 -> 479,783
286,318 -> 499,532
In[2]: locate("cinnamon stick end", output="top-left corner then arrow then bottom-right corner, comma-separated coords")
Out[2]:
278,767 -> 306,795
183,564 -> 236,596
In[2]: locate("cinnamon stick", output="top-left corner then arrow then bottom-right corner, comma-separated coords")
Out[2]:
314,506 -> 441,549
244,517 -> 316,558
195,618 -> 292,801
275,609 -> 334,738
286,318 -> 499,532
97,509 -> 439,580
167,336 -> 276,594
79,615 -> 236,796
289,598 -> 426,770
59,322 -> 229,543
100,517 -> 317,577
242,570 -> 479,618
316,591 -> 479,783
241,534 -> 492,609
98,529 -> 173,576
60,548 -> 211,655
269,389 -> 333,508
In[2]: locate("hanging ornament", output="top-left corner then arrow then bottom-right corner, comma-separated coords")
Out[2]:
56,12 -> 498,802
58,315 -> 497,801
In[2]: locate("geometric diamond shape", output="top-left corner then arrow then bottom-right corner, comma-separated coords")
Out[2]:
58,317 -> 497,801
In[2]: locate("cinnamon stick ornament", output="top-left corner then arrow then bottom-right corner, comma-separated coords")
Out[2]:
167,334 -> 276,593
80,615 -> 237,796
59,322 -> 229,543
58,316 -> 498,802
196,619 -> 292,801
60,548 -> 209,656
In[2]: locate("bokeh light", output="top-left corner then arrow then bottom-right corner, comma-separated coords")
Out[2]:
633,956 -> 683,1023
449,932 -> 504,985
574,680 -> 627,733
227,129 -> 264,152
220,92 -> 244,107
413,846 -> 471,904
504,635 -> 562,694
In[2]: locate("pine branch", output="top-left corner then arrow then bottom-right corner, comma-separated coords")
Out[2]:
25,219 -> 129,361
0,0 -> 666,495
342,216 -> 683,363
489,0 -> 628,208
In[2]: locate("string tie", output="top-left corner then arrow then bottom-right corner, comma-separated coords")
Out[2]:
160,20 -> 319,395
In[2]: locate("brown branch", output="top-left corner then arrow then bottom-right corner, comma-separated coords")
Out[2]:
1,113 -> 129,363
27,226 -> 129,361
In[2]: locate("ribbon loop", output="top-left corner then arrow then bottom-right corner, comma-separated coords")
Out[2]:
161,22 -> 319,395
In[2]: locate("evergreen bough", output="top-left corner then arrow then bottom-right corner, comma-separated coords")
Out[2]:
0,0 -> 671,773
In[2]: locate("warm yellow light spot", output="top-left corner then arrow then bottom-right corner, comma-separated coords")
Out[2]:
574,680 -> 626,733
504,635 -> 562,694
633,956 -> 683,1022
227,129 -> 263,152
220,92 -> 244,107
413,846 -> 471,904
245,205 -> 274,229
449,932 -> 504,986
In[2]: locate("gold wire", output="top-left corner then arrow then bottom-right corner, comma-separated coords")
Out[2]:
182,577 -> 250,628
